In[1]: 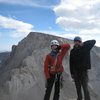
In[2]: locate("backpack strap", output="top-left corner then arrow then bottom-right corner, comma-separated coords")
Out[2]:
48,53 -> 59,74
53,54 -> 58,67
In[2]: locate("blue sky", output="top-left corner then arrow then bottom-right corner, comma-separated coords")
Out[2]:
0,0 -> 100,51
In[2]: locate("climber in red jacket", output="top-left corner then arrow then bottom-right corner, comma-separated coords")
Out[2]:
44,39 -> 70,100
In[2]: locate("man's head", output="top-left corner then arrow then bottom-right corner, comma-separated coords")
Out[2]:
50,40 -> 59,52
74,36 -> 82,47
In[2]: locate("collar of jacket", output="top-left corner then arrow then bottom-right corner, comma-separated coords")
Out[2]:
50,50 -> 58,57
74,45 -> 82,50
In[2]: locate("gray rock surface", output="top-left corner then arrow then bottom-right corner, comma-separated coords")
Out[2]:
0,52 -> 10,66
0,32 -> 100,100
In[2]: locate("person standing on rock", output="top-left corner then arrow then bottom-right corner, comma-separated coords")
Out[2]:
69,36 -> 96,100
44,40 -> 70,100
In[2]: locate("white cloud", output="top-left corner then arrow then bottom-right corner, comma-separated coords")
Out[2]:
47,31 -> 100,47
0,0 -> 56,8
53,0 -> 100,47
0,15 -> 34,38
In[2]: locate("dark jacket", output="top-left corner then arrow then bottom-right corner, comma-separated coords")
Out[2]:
70,40 -> 96,76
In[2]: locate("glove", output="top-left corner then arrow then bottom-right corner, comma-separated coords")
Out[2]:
57,45 -> 61,51
56,45 -> 61,53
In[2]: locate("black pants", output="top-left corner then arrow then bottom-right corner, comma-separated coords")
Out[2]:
74,71 -> 90,100
44,74 -> 60,100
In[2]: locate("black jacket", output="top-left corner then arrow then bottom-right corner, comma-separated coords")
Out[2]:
70,40 -> 96,75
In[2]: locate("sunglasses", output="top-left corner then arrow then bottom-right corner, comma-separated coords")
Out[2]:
74,40 -> 81,43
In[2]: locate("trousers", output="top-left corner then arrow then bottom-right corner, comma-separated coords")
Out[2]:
74,71 -> 91,100
44,74 -> 61,100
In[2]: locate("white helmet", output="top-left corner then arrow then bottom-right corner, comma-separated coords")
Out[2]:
50,40 -> 59,46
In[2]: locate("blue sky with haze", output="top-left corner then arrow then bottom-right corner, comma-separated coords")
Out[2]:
0,0 -> 100,51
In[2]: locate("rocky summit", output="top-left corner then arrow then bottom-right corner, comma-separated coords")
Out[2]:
0,32 -> 100,100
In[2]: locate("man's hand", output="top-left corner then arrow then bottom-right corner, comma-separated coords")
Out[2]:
71,74 -> 74,79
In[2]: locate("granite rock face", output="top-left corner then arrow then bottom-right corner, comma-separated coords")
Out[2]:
0,52 -> 10,66
0,32 -> 100,100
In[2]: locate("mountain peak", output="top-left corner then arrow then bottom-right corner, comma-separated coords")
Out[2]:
0,32 -> 100,100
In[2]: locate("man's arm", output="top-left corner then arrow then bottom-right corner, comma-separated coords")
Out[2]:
59,44 -> 70,60
83,40 -> 96,51
69,50 -> 74,78
44,55 -> 50,79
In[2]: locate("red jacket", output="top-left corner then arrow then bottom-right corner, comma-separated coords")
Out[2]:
44,44 -> 70,79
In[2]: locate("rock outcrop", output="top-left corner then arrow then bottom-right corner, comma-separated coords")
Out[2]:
0,52 -> 10,67
0,32 -> 100,100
